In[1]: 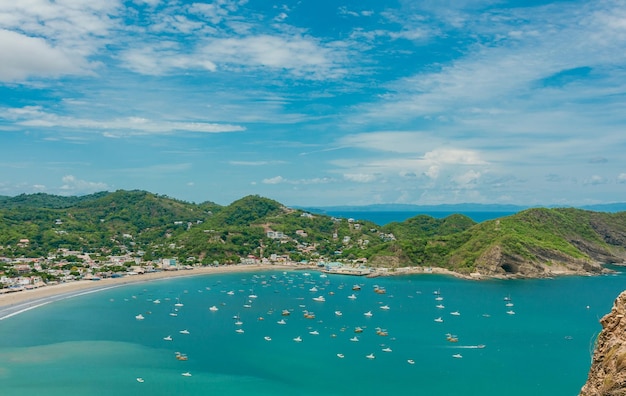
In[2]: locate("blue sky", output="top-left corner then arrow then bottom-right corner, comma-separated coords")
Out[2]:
1,0 -> 625,207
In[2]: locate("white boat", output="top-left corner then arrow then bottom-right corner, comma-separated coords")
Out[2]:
169,312 -> 178,317
436,304 -> 445,309
309,330 -> 319,335
435,296 -> 444,301
179,329 -> 190,334
380,305 -> 390,310
174,298 -> 184,307
227,290 -> 235,295
350,336 -> 359,342
335,310 -> 343,316
136,377 -> 145,383
505,302 -> 514,307
336,353 -> 345,358
248,294 -> 258,299
234,320 -> 243,326
407,359 -> 415,365
153,299 -> 161,304
452,353 -> 463,359
264,336 -> 272,341
181,372 -> 192,377
364,311 -> 373,317
135,314 -> 145,320
293,336 -> 302,342
309,286 -> 318,292
312,296 -> 326,302
209,306 -> 219,311
382,347 -> 392,352
277,319 -> 287,325
506,310 -> 516,315
235,328 -> 244,333
450,311 -> 460,316
366,353 -> 375,360
348,294 -> 357,300
163,335 -> 172,341
434,317 -> 443,323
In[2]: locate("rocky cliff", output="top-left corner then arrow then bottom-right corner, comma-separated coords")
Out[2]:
580,290 -> 626,395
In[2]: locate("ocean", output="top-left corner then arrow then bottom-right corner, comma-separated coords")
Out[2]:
320,211 -> 517,225
1,268 -> 624,395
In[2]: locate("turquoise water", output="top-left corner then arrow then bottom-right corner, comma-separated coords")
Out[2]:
1,269 -> 624,395
321,211 -> 517,225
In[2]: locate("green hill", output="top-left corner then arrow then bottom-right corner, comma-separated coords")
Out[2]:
0,191 -> 624,278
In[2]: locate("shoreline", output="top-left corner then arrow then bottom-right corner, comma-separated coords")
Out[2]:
0,264 -> 314,317
1,262 -> 613,319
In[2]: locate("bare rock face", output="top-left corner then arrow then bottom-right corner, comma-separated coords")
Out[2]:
474,244 -> 606,279
580,291 -> 626,395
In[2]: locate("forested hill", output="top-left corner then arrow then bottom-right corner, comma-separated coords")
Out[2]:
0,190 -> 625,278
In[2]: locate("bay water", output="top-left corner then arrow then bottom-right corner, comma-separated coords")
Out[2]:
0,268 -> 624,395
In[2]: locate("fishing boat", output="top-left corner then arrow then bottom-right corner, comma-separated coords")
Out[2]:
309,330 -> 319,335
235,328 -> 244,333
450,311 -> 460,316
209,305 -> 219,311
434,317 -> 443,323
293,336 -> 302,342
354,327 -> 364,333
163,335 -> 173,341
175,352 -> 188,361
312,296 -> 326,302
380,305 -> 390,310
182,372 -> 192,377
352,285 -> 361,291
281,309 -> 291,316
179,329 -> 190,334
364,311 -> 373,317
350,336 -> 359,342
366,353 -> 375,359
452,353 -> 463,359
348,294 -> 357,300
382,347 -> 392,352
277,319 -> 287,325
135,314 -> 145,320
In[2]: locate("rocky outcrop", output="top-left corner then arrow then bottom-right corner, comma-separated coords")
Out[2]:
474,244 -> 607,279
580,290 -> 626,395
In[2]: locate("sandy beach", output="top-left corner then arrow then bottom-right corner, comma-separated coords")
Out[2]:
0,264 -> 313,318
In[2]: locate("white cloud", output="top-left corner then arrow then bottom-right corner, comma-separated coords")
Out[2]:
0,29 -> 87,81
584,175 -> 608,185
343,173 -> 377,183
262,176 -> 334,185
1,106 -> 245,135
60,175 -> 109,194
338,131 -> 441,153
0,2 -> 120,82
229,160 -> 286,166
452,170 -> 481,186
262,176 -> 286,184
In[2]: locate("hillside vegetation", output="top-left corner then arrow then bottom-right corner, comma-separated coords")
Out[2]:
1,190 -> 625,278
